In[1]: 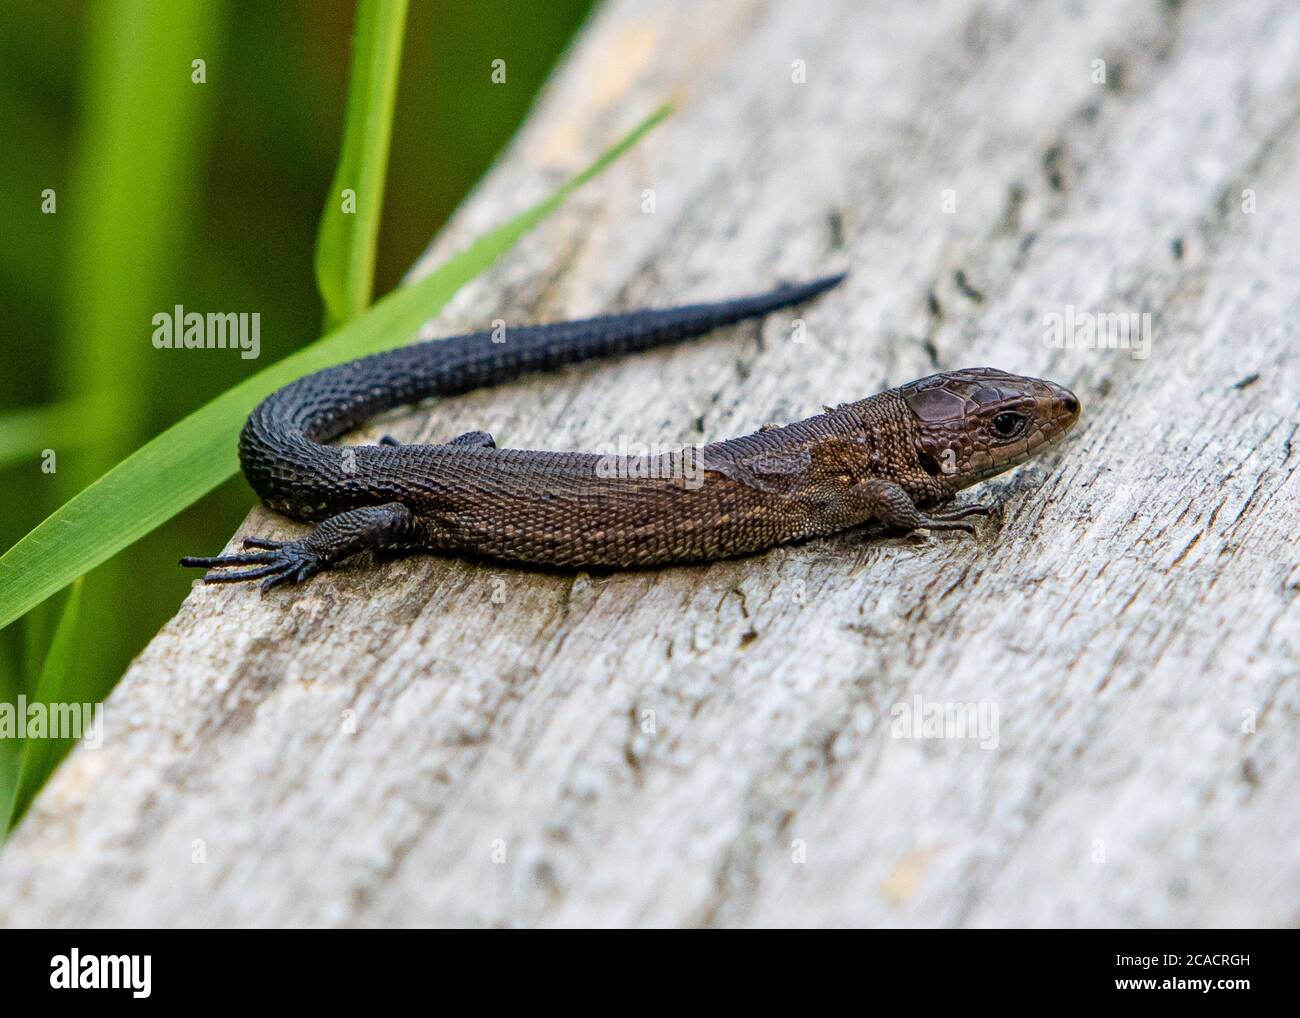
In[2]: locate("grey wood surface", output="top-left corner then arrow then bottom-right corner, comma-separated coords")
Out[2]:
1,0 -> 1297,927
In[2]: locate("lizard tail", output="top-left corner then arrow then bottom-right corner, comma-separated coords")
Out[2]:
239,273 -> 847,518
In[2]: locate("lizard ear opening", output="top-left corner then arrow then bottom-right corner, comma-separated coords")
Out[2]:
917,451 -> 943,476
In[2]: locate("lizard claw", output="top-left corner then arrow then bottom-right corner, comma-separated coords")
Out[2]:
930,502 -> 993,522
919,519 -> 979,536
180,536 -> 324,590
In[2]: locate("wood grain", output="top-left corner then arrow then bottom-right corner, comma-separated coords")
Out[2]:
2,0 -> 1297,927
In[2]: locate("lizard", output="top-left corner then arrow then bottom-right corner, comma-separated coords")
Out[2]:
181,273 -> 1081,589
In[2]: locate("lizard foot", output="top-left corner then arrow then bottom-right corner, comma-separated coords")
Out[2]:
180,537 -> 324,591
181,503 -> 424,593
909,501 -> 994,536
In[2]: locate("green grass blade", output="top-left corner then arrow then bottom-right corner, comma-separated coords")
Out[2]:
62,0 -> 227,479
2,579 -> 82,833
0,104 -> 671,635
0,634 -> 20,831
53,0 -> 229,737
316,0 -> 409,328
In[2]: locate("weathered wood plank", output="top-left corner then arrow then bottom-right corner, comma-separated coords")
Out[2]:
1,0 -> 1297,927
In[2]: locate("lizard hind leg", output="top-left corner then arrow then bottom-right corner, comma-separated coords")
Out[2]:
180,502 -> 432,591
444,429 -> 495,449
376,429 -> 495,449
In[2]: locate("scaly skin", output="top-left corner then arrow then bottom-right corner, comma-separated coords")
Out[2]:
181,275 -> 1081,589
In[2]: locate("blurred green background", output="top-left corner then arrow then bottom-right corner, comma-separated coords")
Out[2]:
0,0 -> 593,824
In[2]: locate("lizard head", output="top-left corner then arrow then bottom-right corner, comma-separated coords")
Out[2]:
901,367 -> 1081,492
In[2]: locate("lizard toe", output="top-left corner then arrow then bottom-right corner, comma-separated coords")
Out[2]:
242,536 -> 291,550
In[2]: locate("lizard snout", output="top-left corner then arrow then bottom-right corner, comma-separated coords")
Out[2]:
1053,384 -> 1082,430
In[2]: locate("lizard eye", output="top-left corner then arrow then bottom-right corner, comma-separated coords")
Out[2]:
992,412 -> 1027,439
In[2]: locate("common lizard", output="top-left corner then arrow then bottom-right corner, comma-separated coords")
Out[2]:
182,274 -> 1080,589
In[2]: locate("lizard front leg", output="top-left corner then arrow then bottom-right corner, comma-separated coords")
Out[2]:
853,478 -> 989,536
181,502 -> 431,590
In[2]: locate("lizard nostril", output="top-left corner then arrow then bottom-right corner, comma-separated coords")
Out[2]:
1061,394 -> 1079,416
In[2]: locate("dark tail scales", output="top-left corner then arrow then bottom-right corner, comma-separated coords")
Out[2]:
377,272 -> 849,406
